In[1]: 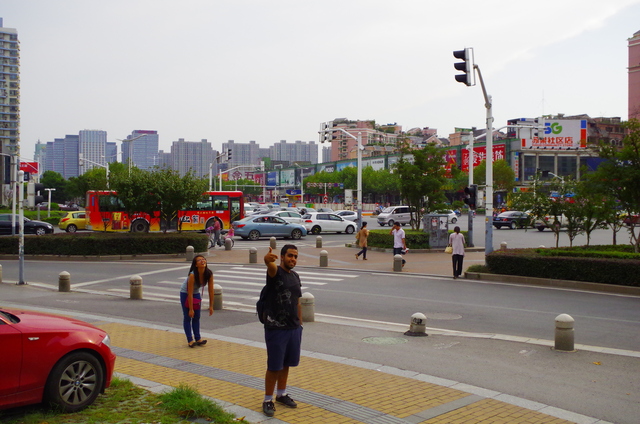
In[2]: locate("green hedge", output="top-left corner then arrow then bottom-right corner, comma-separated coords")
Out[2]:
486,247 -> 640,287
0,232 -> 209,256
365,229 -> 468,249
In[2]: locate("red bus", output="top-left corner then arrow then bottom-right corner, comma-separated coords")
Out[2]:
85,190 -> 245,232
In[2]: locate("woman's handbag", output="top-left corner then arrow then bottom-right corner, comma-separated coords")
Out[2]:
184,286 -> 205,310
444,246 -> 453,254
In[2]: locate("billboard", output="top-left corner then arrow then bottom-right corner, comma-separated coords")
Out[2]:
461,144 -> 506,172
521,119 -> 587,149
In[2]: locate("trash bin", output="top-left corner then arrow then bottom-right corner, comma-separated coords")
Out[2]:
423,214 -> 449,248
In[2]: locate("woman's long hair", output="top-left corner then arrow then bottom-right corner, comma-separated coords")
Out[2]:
188,255 -> 213,289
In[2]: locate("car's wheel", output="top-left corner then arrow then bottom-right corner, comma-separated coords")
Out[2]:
510,221 -> 516,230
35,227 -> 47,236
248,230 -> 260,241
387,219 -> 395,227
379,222 -> 386,226
451,217 -> 457,224
494,225 -> 501,230
291,229 -> 303,240
345,225 -> 355,234
537,226 -> 545,232
311,225 -> 321,235
66,224 -> 77,233
44,351 -> 104,413
131,220 -> 149,233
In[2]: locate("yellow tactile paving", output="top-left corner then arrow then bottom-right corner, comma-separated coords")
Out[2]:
100,323 -> 579,424
420,399 -> 575,424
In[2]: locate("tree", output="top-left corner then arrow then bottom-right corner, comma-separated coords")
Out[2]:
151,169 -> 207,232
394,144 -> 448,229
473,159 -> 516,192
40,171 -> 67,203
593,118 -> 640,251
109,169 -> 160,232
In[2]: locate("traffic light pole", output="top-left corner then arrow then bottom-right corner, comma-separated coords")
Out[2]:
18,170 -> 25,284
474,65 -> 494,256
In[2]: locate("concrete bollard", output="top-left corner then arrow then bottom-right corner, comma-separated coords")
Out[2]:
554,313 -> 576,352
404,312 -> 428,337
224,237 -> 233,251
186,245 -> 195,262
300,292 -> 315,322
393,254 -> 403,272
319,250 -> 328,267
130,275 -> 143,300
213,284 -> 223,310
58,271 -> 70,292
270,237 -> 277,249
500,241 -> 508,251
316,236 -> 322,248
249,247 -> 258,263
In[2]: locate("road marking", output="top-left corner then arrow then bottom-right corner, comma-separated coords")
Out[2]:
72,265 -> 190,288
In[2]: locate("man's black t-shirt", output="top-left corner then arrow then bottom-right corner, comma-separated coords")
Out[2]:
264,266 -> 302,329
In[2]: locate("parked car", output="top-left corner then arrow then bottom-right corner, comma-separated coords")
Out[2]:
437,210 -> 458,224
493,211 -> 532,229
535,214 -> 566,231
266,210 -> 305,224
0,214 -> 54,235
376,206 -> 415,227
334,210 -> 358,221
316,207 -> 334,213
0,307 -> 116,412
232,215 -> 307,241
59,203 -> 80,211
622,213 -> 639,227
302,212 -> 357,235
58,211 -> 87,232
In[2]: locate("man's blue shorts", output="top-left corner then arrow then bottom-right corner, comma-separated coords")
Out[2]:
265,327 -> 303,371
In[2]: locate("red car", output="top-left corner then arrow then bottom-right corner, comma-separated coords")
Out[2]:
0,308 -> 116,412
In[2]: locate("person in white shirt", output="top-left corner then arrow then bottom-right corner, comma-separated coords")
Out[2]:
390,222 -> 407,267
448,226 -> 466,279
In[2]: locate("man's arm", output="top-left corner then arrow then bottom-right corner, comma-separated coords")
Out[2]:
264,246 -> 279,278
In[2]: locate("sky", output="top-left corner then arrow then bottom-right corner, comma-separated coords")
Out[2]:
2,0 -> 640,160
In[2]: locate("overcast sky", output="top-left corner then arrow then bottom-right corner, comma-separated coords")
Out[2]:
3,0 -> 639,160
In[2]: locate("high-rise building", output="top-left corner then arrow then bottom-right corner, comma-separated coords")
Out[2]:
0,18 -> 19,204
46,134 -> 79,179
79,129 -> 107,173
629,30 -> 640,120
170,138 -> 213,177
270,140 -> 318,164
122,130 -> 159,170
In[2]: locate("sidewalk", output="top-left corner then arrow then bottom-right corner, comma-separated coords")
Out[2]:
82,243 -> 618,423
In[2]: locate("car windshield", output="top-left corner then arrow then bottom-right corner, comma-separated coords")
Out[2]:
381,207 -> 394,213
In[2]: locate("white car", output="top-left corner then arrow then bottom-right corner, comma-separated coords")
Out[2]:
437,210 -> 459,224
302,212 -> 357,235
333,210 -> 358,221
266,210 -> 304,224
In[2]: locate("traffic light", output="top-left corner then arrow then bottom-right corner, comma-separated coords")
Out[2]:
27,182 -> 45,208
227,149 -> 232,161
453,48 -> 475,86
318,121 -> 337,143
463,184 -> 477,210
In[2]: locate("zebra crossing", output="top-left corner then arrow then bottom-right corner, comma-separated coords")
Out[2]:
102,266 -> 359,312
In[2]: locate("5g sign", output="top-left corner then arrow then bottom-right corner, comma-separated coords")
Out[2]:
545,122 -> 563,135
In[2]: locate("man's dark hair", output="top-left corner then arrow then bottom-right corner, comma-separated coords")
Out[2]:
394,222 -> 401,227
281,244 -> 298,256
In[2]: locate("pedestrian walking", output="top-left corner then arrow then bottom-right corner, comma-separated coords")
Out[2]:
390,221 -> 406,267
261,244 -> 303,417
212,218 -> 222,247
179,255 -> 214,348
355,221 -> 369,260
448,226 -> 466,279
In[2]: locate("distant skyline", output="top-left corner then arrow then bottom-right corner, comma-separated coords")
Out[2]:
3,0 -> 639,160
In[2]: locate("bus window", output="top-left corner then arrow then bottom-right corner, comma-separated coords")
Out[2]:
230,198 -> 241,223
99,195 -> 124,212
212,195 -> 229,212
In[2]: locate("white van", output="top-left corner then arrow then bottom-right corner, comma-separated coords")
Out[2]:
376,206 -> 414,226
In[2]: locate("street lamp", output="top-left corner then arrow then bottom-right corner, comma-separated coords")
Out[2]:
294,163 -> 305,206
79,154 -> 110,189
44,188 -> 56,218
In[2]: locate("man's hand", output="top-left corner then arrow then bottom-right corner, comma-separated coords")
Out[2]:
264,246 -> 278,264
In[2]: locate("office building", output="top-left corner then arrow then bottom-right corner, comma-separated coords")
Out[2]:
270,140 -> 318,165
122,130 -> 159,170
630,30 -> 640,120
0,18 -> 19,204
170,138 -> 213,177
79,129 -> 107,173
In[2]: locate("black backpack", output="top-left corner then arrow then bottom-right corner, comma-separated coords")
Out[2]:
256,284 -> 270,324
